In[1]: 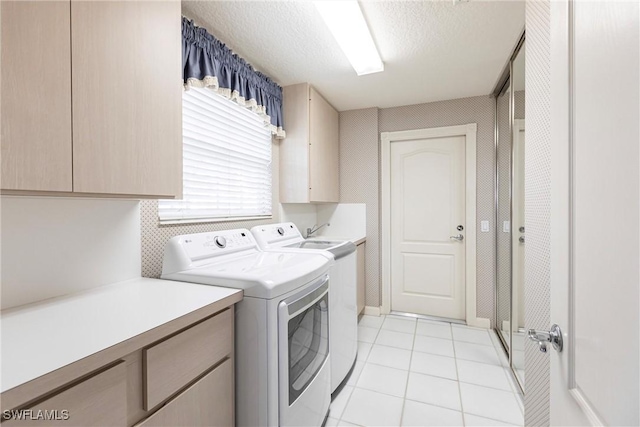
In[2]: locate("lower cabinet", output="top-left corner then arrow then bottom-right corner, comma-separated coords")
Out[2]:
2,308 -> 235,427
4,363 -> 127,427
143,310 -> 233,410
135,359 -> 233,427
356,242 -> 366,315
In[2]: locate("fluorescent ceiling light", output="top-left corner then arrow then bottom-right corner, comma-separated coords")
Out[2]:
314,0 -> 384,76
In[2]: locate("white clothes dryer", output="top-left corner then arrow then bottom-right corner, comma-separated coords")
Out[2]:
161,229 -> 332,427
251,223 -> 358,394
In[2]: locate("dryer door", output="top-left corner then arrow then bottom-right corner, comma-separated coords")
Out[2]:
277,276 -> 331,427
279,277 -> 329,405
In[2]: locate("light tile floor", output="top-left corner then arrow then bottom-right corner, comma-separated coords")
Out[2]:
327,315 -> 524,427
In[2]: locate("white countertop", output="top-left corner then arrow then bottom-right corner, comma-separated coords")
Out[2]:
1,278 -> 242,393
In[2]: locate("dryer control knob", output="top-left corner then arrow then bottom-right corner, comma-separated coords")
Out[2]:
277,227 -> 285,236
214,236 -> 227,248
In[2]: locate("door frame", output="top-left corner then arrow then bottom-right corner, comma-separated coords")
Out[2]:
380,124 -> 489,328
512,118 -> 525,334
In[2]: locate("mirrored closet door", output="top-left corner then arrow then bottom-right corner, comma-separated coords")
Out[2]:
495,35 -> 525,392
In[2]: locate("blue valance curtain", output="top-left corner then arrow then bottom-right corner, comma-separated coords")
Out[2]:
182,18 -> 285,139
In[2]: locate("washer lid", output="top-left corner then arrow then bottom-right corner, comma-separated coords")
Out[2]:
162,251 -> 330,299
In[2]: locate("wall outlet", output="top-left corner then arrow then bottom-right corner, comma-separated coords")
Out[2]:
481,220 -> 490,232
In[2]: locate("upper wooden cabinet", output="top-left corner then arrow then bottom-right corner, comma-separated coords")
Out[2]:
280,83 -> 339,203
71,1 -> 182,197
1,1 -> 73,192
1,1 -> 182,199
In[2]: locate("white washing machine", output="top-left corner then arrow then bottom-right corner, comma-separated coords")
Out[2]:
161,229 -> 332,427
251,223 -> 358,394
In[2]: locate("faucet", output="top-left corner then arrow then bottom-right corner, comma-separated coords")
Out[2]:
306,223 -> 330,238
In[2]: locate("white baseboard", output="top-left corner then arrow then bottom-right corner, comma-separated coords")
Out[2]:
363,306 -> 382,316
364,305 -> 490,329
467,317 -> 491,329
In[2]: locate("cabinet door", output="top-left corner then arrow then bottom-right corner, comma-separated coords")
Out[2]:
144,309 -> 233,409
136,359 -> 234,427
4,362 -> 126,427
309,87 -> 339,203
356,243 -> 366,315
71,1 -> 182,197
1,1 -> 72,192
280,83 -> 311,203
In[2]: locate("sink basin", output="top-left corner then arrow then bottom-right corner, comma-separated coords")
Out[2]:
283,239 -> 357,260
285,240 -> 341,250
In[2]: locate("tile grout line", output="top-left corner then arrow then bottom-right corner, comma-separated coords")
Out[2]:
469,329 -> 525,426
356,322 -> 514,424
353,376 -> 513,410
458,379 -> 517,394
450,323 -> 469,427
338,321 -> 378,425
355,318 -> 521,426
336,385 -> 356,422
398,322 -> 417,427
369,320 -> 498,345
389,365 -> 523,395
338,318 -> 384,426
401,395 -> 510,421
461,411 -> 527,426
488,330 -> 526,420
357,343 -> 506,370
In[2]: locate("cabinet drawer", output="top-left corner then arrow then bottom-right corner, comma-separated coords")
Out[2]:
144,308 -> 233,409
4,362 -> 126,427
136,359 -> 233,427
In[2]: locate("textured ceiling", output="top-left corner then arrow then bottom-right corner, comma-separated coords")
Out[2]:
182,1 -> 525,111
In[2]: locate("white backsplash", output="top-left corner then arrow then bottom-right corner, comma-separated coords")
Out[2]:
279,203 -> 366,239
0,198 -> 365,311
316,203 -> 366,238
279,203 -> 319,235
1,196 -> 141,310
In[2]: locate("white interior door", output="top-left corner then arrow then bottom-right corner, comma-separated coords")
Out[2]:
550,1 -> 639,425
512,119 -> 525,333
390,135 -> 465,319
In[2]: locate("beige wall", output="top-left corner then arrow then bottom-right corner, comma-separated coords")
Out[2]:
339,108 -> 380,307
339,95 -> 497,322
524,0 -> 551,425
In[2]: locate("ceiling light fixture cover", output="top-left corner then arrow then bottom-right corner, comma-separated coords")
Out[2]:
313,0 -> 384,76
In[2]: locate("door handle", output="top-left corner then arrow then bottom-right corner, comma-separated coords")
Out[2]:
449,234 -> 464,241
527,324 -> 563,353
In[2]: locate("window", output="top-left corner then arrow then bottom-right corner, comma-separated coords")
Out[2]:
159,88 -> 273,222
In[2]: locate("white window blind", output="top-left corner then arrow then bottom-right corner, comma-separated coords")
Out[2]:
159,87 -> 272,222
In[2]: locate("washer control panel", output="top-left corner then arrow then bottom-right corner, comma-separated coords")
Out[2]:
251,222 -> 303,248
179,229 -> 257,261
